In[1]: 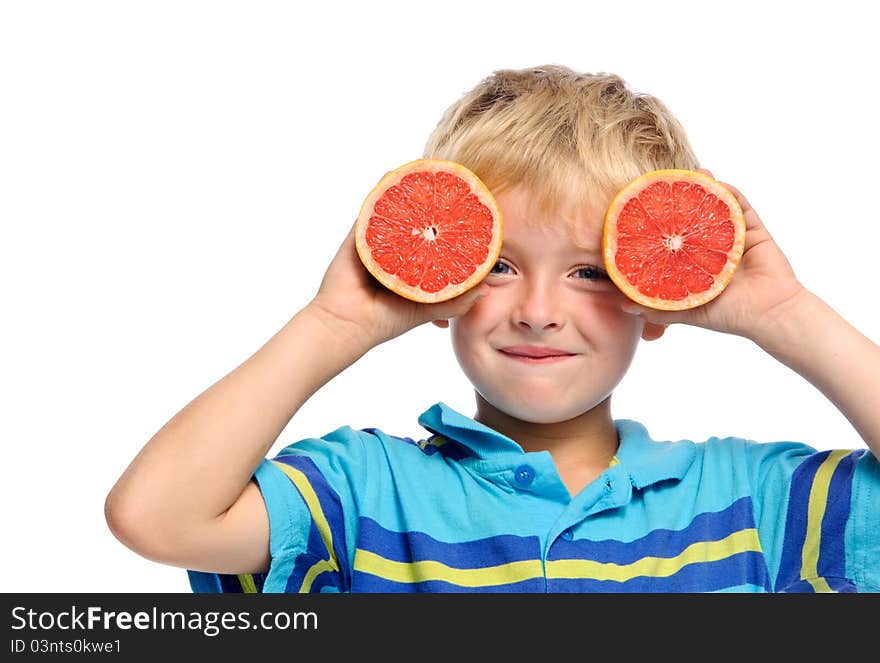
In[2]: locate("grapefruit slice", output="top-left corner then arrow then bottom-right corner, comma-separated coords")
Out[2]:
603,169 -> 746,311
355,159 -> 503,303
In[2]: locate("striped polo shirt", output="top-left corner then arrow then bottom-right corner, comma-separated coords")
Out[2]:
188,402 -> 880,593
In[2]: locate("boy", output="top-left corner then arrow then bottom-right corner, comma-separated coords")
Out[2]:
105,65 -> 880,592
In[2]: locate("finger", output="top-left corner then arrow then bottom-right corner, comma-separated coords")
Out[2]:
716,180 -> 753,215
328,220 -> 359,261
619,299 -> 706,329
620,300 -> 676,322
714,180 -> 767,234
426,283 -> 490,320
342,218 -> 358,242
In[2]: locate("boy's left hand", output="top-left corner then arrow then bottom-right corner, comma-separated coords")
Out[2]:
620,170 -> 807,341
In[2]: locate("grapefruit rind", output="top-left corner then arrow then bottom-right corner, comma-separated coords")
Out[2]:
602,169 -> 746,311
355,158 -> 503,303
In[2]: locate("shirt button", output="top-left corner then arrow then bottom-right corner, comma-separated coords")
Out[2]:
561,528 -> 574,541
514,464 -> 536,486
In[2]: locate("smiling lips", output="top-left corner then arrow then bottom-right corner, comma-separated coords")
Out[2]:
498,345 -> 577,363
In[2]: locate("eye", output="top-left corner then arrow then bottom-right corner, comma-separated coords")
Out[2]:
489,260 -> 512,275
572,265 -> 609,280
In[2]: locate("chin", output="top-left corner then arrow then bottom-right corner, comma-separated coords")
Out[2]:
482,390 -> 602,425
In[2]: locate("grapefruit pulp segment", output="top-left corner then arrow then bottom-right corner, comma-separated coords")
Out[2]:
602,169 -> 746,311
355,159 -> 503,303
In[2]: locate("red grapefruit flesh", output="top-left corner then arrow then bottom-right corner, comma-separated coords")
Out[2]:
355,159 -> 503,303
603,169 -> 746,311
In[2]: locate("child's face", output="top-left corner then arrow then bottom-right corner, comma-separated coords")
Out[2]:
440,185 -> 666,425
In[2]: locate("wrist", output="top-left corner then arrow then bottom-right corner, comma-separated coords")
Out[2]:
300,299 -> 382,359
749,287 -> 827,358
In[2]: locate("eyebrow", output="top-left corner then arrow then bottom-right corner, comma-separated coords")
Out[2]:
501,235 -> 603,254
576,247 -> 603,258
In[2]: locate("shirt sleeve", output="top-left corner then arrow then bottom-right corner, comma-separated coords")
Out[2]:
187,426 -> 370,593
748,443 -> 880,592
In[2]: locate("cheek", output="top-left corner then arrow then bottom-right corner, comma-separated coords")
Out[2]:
450,294 -> 503,336
448,297 -> 503,371
577,291 -> 644,343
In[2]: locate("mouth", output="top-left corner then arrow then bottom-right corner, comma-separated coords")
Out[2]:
498,345 -> 577,364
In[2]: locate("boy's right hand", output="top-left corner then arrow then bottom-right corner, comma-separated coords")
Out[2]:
308,222 -> 489,353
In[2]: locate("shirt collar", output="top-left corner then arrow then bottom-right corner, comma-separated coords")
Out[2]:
612,419 -> 697,488
418,402 -> 523,459
417,402 -> 696,488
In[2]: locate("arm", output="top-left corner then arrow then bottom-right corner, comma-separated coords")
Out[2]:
621,173 -> 880,457
750,288 -> 880,456
105,222 -> 487,574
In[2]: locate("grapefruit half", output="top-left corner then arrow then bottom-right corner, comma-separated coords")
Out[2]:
603,169 -> 746,311
355,159 -> 503,303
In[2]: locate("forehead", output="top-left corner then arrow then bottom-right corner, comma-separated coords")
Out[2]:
493,185 -> 609,250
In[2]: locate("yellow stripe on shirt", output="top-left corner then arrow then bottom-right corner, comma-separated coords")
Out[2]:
353,549 -> 544,587
272,460 -> 340,591
546,528 -> 762,582
419,436 -> 448,451
801,449 -> 850,593
353,529 -> 762,588
237,574 -> 257,593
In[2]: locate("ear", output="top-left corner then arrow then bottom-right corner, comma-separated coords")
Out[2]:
431,320 -> 449,329
640,322 -> 667,341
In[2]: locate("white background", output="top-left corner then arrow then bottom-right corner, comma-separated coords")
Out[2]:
2,1 -> 877,593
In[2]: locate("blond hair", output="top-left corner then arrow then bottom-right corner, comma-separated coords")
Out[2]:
424,65 -> 699,215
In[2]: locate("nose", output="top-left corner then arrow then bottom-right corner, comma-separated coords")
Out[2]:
514,278 -> 564,331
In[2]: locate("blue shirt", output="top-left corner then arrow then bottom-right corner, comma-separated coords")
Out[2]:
188,402 -> 880,593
